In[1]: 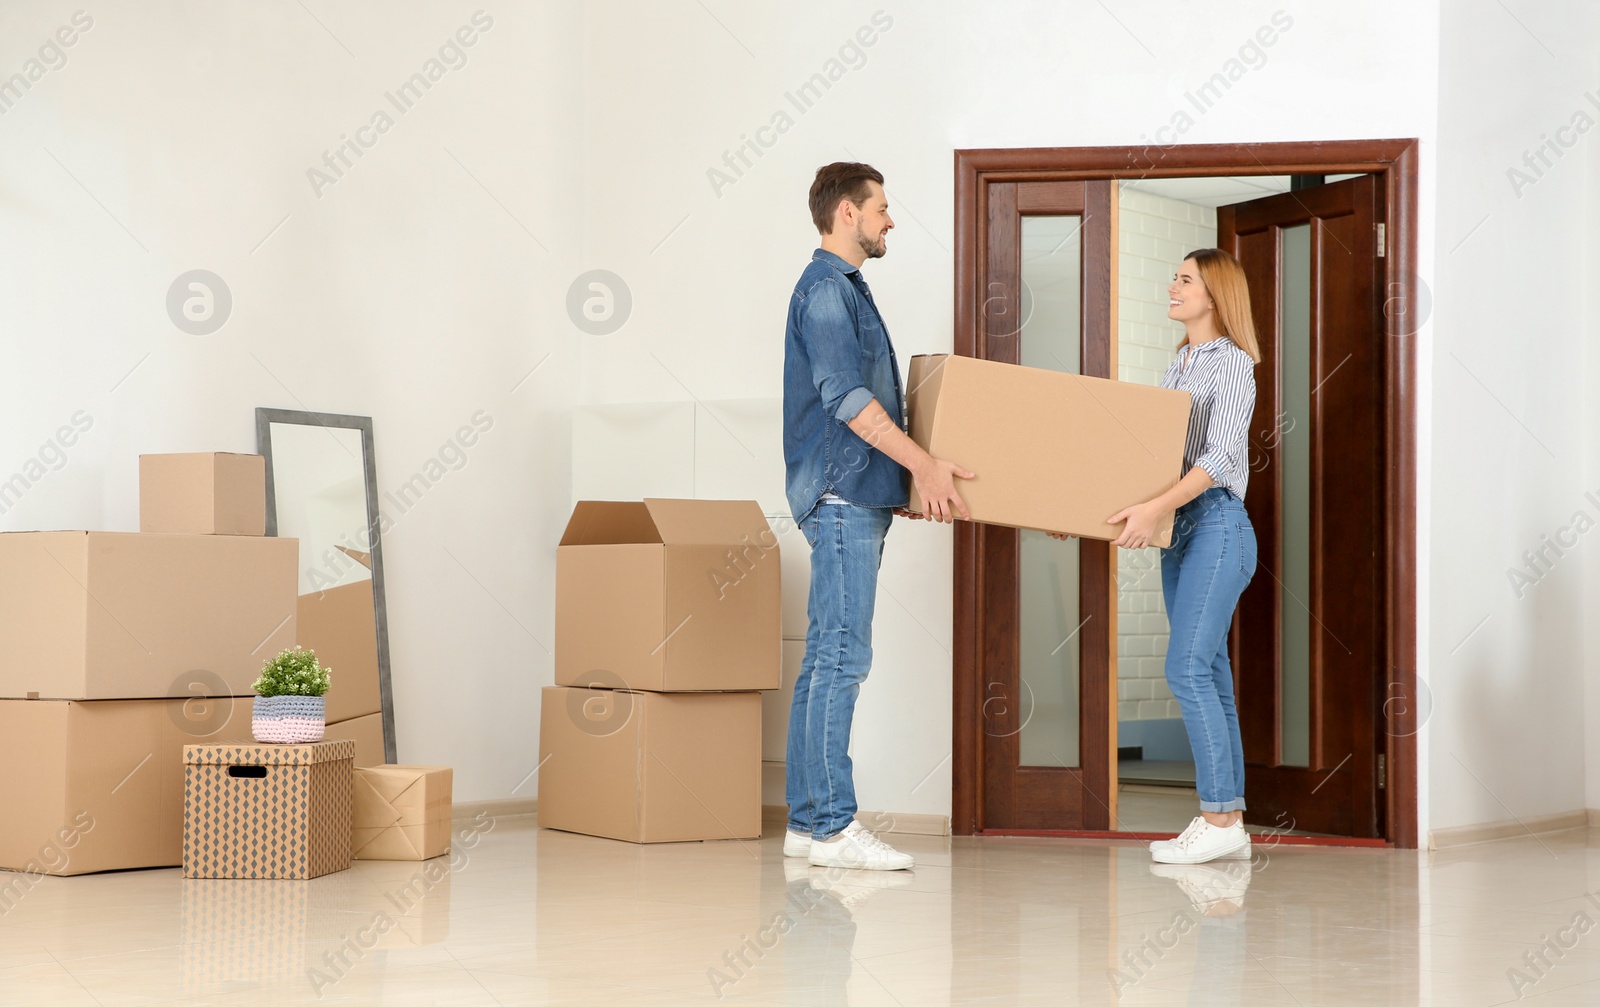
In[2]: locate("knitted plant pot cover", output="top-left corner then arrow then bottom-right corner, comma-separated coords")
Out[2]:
252,694 -> 327,744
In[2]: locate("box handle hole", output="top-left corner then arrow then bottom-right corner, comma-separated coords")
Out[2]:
227,766 -> 267,779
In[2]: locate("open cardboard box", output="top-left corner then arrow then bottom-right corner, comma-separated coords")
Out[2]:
556,499 -> 780,692
906,354 -> 1192,547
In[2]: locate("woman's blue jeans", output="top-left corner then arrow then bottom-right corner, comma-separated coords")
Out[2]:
1160,487 -> 1258,813
786,501 -> 892,840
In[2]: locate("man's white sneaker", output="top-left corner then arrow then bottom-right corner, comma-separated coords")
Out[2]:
807,822 -> 915,871
1150,816 -> 1250,865
783,829 -> 811,858
808,865 -> 914,909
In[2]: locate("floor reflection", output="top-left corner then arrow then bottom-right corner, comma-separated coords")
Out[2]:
4,816 -> 1600,1003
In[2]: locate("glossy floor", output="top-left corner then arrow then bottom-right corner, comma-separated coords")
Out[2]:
3,816 -> 1599,1005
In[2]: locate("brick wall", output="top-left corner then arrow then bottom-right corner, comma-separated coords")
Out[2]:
1116,186 -> 1217,723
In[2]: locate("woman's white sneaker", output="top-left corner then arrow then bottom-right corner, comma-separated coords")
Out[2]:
783,830 -> 811,858
1150,817 -> 1250,865
1148,815 -> 1207,854
807,822 -> 915,871
1149,816 -> 1251,860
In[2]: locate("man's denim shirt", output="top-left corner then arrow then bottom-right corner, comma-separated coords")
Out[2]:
782,248 -> 910,523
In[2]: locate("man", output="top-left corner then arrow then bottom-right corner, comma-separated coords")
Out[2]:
782,162 -> 972,871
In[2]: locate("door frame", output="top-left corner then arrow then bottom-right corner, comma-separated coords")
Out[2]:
951,138 -> 1420,848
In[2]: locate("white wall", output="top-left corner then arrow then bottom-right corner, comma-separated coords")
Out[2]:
580,0 -> 1440,822
0,1 -> 583,802
1430,0 -> 1599,833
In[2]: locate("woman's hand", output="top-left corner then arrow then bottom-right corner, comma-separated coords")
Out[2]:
1045,531 -> 1076,541
1107,501 -> 1166,549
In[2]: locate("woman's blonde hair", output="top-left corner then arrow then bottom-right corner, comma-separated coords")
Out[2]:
1179,248 -> 1261,363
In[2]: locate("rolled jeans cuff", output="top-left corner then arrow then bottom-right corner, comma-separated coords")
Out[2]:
1200,798 -> 1248,814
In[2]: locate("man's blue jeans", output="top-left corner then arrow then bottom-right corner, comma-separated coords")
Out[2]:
1160,487 -> 1258,813
786,501 -> 892,840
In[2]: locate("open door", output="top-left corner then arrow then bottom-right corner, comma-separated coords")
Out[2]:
963,179 -> 1118,831
1217,175 -> 1387,838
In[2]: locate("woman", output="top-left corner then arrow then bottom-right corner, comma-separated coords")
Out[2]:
1110,248 -> 1260,865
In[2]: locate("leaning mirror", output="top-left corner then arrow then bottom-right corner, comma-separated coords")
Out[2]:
256,408 -> 395,764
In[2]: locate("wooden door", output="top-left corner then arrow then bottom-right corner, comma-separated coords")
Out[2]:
1217,175 -> 1386,838
964,179 -> 1117,831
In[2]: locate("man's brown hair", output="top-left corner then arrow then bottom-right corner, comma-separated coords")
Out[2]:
809,162 -> 883,235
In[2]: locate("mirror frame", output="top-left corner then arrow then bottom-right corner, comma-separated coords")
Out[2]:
255,407 -> 395,763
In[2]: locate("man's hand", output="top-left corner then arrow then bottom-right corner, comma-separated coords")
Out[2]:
912,456 -> 974,523
842,400 -> 972,523
893,508 -> 925,520
1045,531 -> 1076,541
1107,500 -> 1166,549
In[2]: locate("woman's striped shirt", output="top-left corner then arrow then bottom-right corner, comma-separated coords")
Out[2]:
1158,336 -> 1258,501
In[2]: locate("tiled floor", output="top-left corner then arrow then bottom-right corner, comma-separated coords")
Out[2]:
3,815 -> 1600,1005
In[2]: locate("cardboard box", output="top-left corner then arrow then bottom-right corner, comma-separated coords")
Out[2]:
556,499 -> 780,692
325,712 -> 386,768
0,532 -> 298,700
0,696 -> 253,877
906,354 -> 1192,547
538,686 -> 760,843
182,740 -> 355,879
297,581 -> 381,724
140,452 -> 267,536
352,765 -> 452,860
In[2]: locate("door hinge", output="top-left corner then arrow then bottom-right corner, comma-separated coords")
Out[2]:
1375,223 -> 1386,258
1377,753 -> 1387,789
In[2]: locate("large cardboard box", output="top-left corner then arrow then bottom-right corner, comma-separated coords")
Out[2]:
140,452 -> 267,536
0,532 -> 298,700
325,712 -> 386,768
297,581 -> 382,724
556,499 -> 780,692
538,686 -> 760,843
352,765 -> 452,860
906,354 -> 1193,547
0,696 -> 253,877
182,740 -> 355,880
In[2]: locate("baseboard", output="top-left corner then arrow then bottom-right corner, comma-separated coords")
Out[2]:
762,805 -> 951,837
459,799 -> 949,837
452,798 -> 537,823
1427,808 -> 1589,850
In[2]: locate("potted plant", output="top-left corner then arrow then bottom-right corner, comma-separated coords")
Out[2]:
251,646 -> 332,744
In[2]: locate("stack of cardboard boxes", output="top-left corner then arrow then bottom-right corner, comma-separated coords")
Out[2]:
0,452 -> 297,876
539,499 -> 780,843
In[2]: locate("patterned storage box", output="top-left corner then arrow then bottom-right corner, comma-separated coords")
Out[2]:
182,740 -> 355,879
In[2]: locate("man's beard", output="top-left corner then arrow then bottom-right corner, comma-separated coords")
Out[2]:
855,221 -> 886,259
